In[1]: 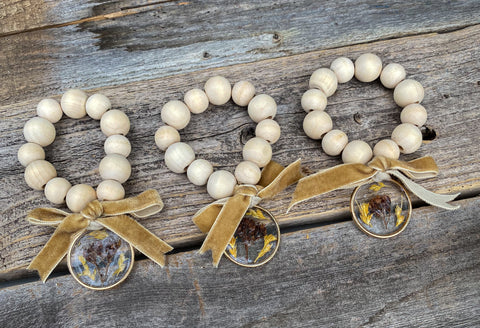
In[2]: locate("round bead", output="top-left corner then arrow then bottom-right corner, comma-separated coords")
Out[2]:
321,129 -> 348,156
104,135 -> 131,157
354,53 -> 382,82
342,140 -> 373,164
155,126 -> 181,151
36,99 -> 62,123
232,81 -> 256,106
187,159 -> 214,186
373,139 -> 400,159
207,170 -> 237,199
61,89 -> 88,119
309,68 -> 338,97
23,117 -> 56,147
255,119 -> 281,144
242,137 -> 272,168
247,94 -> 277,123
393,79 -> 424,107
44,177 -> 71,204
18,142 -> 45,167
99,154 -> 131,183
303,111 -> 333,140
100,109 -> 130,136
400,103 -> 428,126
204,76 -> 231,105
66,184 -> 97,213
24,160 -> 57,190
391,123 -> 423,154
184,88 -> 209,114
164,142 -> 195,173
96,180 -> 125,201
301,89 -> 327,112
380,63 -> 406,89
234,161 -> 261,185
161,100 -> 191,130
330,57 -> 355,83
86,93 -> 111,120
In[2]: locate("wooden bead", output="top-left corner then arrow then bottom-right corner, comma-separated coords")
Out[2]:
23,117 -> 56,147
24,160 -> 57,190
100,109 -> 130,136
321,129 -> 348,156
373,139 -> 400,159
301,89 -> 327,112
66,184 -> 97,213
242,137 -> 272,168
309,68 -> 338,97
96,180 -> 125,201
161,100 -> 191,130
380,63 -> 406,89
44,177 -> 71,204
155,126 -> 181,151
204,76 -> 231,105
99,154 -> 131,183
18,142 -> 45,167
393,79 -> 424,107
187,159 -> 213,186
255,119 -> 281,144
232,81 -> 255,106
391,123 -> 423,154
207,170 -> 236,199
164,142 -> 195,173
247,94 -> 277,123
86,93 -> 111,120
400,104 -> 428,126
104,135 -> 131,157
234,161 -> 261,185
342,140 -> 372,164
303,111 -> 333,140
330,57 -> 354,83
61,89 -> 88,119
354,53 -> 382,82
184,88 -> 209,114
37,98 -> 62,123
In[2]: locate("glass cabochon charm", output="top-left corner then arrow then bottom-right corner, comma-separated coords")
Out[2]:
68,229 -> 134,290
350,180 -> 412,238
224,206 -> 280,267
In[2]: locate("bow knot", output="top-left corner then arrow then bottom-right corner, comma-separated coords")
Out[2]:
80,199 -> 104,221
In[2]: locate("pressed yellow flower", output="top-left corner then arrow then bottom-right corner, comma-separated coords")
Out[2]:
357,201 -> 373,227
88,230 -> 109,240
369,182 -> 386,192
254,234 -> 277,263
395,204 -> 405,227
246,208 -> 266,220
78,255 -> 97,280
227,237 -> 237,258
113,253 -> 126,276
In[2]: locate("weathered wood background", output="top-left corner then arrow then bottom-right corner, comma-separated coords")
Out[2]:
1,1 -> 479,327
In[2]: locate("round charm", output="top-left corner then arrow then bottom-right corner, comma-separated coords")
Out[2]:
68,229 -> 134,290
224,206 -> 280,267
350,179 -> 412,238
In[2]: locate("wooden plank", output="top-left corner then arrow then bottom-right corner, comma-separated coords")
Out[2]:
0,197 -> 478,327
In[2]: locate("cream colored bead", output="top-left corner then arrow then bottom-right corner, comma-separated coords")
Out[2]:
204,76 -> 231,105
309,68 -> 338,97
104,135 -> 131,157
247,94 -> 277,123
242,137 -> 272,168
37,98 -> 62,123
23,117 -> 56,147
100,109 -> 130,136
354,53 -> 382,82
393,79 -> 424,107
232,81 -> 256,106
255,119 -> 281,144
18,142 -> 45,167
342,140 -> 373,164
380,63 -> 406,89
164,142 -> 195,173
400,104 -> 428,126
24,160 -> 57,190
86,93 -> 111,120
391,123 -> 423,154
161,100 -> 191,130
330,57 -> 354,83
99,154 -> 131,183
184,88 -> 209,114
234,161 -> 261,185
96,180 -> 125,201
207,170 -> 237,199
321,129 -> 348,156
373,139 -> 400,159
303,111 -> 333,140
44,177 -> 71,204
61,89 -> 88,119
301,89 -> 327,112
187,159 -> 213,186
155,126 -> 181,151
66,184 -> 97,213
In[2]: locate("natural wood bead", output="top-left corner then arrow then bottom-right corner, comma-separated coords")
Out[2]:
104,135 -> 131,157
373,139 -> 400,159
99,154 -> 131,183
18,142 -> 45,167
61,89 -> 88,119
391,123 -> 423,154
321,129 -> 348,156
161,100 -> 191,130
23,117 -> 56,147
100,109 -> 130,136
232,81 -> 256,106
155,126 -> 181,151
96,179 -> 125,201
66,184 -> 97,213
309,68 -> 338,97
342,140 -> 373,164
86,93 -> 111,120
330,57 -> 354,83
247,94 -> 277,123
187,159 -> 213,186
184,89 -> 209,114
36,98 -> 62,123
393,79 -> 425,107
204,76 -> 231,105
44,177 -> 71,204
242,137 -> 272,168
301,89 -> 327,112
234,161 -> 261,185
354,53 -> 382,82
164,142 -> 195,173
24,160 -> 57,190
207,170 -> 237,199
380,63 -> 406,89
255,119 -> 281,144
400,103 -> 428,126
303,111 -> 333,140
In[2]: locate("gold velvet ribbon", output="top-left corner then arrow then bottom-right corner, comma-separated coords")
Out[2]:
193,160 -> 303,267
27,189 -> 173,282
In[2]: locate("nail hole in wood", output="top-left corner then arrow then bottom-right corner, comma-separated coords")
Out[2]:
421,126 -> 437,141
354,112 -> 362,124
240,126 -> 255,144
